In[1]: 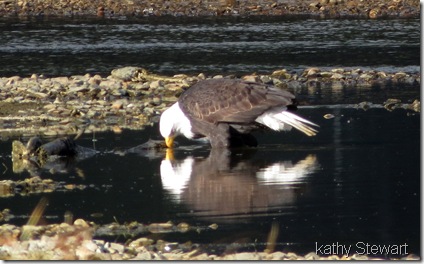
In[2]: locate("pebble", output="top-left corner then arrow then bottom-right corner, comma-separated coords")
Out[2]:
305,67 -> 320,77
111,99 -> 127,110
331,68 -> 345,73
176,222 -> 190,232
108,242 -> 125,254
304,252 -> 320,260
271,251 -> 286,260
259,75 -> 272,84
233,252 -> 261,260
359,73 -> 373,79
149,80 -> 163,89
0,0 -> 419,18
111,67 -> 143,81
74,219 -> 90,228
331,73 -> 344,79
0,220 -> 402,260
132,251 -> 153,260
323,114 -> 335,119
242,75 -> 259,82
0,67 -> 420,139
129,237 -> 154,248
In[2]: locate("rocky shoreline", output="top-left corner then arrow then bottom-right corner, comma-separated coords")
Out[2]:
0,66 -> 420,138
0,218 -> 419,260
0,0 -> 420,19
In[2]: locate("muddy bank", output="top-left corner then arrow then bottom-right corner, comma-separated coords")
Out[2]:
0,67 -> 420,138
0,0 -> 419,19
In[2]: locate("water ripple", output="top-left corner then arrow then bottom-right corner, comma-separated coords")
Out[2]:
0,17 -> 419,76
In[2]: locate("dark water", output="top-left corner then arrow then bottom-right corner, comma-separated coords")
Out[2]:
0,106 -> 420,257
0,16 -> 420,77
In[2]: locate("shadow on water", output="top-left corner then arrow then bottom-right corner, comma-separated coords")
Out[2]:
0,106 -> 420,256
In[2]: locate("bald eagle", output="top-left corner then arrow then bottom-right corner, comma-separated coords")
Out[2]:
159,78 -> 318,148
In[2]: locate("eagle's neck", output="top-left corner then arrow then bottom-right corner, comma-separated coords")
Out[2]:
167,102 -> 194,139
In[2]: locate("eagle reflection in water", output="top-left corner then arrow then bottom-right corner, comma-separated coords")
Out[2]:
160,148 -> 319,221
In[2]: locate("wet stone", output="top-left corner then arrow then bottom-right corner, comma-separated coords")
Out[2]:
359,73 -> 373,79
129,237 -> 154,248
304,252 -> 320,260
108,242 -> 125,254
234,252 -> 261,260
331,73 -> 344,79
323,113 -> 335,119
357,101 -> 372,110
305,67 -> 320,77
99,80 -> 122,90
401,254 -> 420,260
0,66 -> 420,143
111,99 -> 128,110
149,80 -> 163,89
74,219 -> 90,228
408,99 -> 420,112
383,98 -> 402,111
242,75 -> 259,82
259,75 -> 272,84
270,251 -> 285,259
132,251 -> 153,260
68,85 -> 89,94
351,254 -> 368,260
111,67 -> 144,81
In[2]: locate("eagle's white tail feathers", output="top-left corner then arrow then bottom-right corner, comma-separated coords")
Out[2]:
256,110 -> 319,136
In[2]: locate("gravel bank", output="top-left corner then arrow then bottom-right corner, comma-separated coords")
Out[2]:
0,67 -> 420,138
0,0 -> 420,19
0,219 -> 420,260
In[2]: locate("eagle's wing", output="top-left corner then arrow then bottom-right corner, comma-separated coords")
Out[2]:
178,78 -> 295,124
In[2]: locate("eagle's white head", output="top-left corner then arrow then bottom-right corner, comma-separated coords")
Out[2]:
159,102 -> 194,148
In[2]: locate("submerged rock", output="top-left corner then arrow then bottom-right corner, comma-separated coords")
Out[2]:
383,98 -> 402,111
408,99 -> 420,113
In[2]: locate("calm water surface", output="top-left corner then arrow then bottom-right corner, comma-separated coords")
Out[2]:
0,106 -> 420,257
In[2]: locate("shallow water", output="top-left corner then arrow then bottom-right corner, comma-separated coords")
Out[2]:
0,106 -> 420,257
0,16 -> 420,77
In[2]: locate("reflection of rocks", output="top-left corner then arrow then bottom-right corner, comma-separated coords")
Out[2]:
160,148 -> 319,221
11,136 -> 97,176
117,139 -> 169,159
355,99 -> 420,113
0,176 -> 87,197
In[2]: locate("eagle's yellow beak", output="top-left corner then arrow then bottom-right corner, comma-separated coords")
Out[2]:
165,136 -> 175,148
165,148 -> 174,161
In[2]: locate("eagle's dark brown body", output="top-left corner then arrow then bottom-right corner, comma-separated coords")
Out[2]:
177,78 -> 303,148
